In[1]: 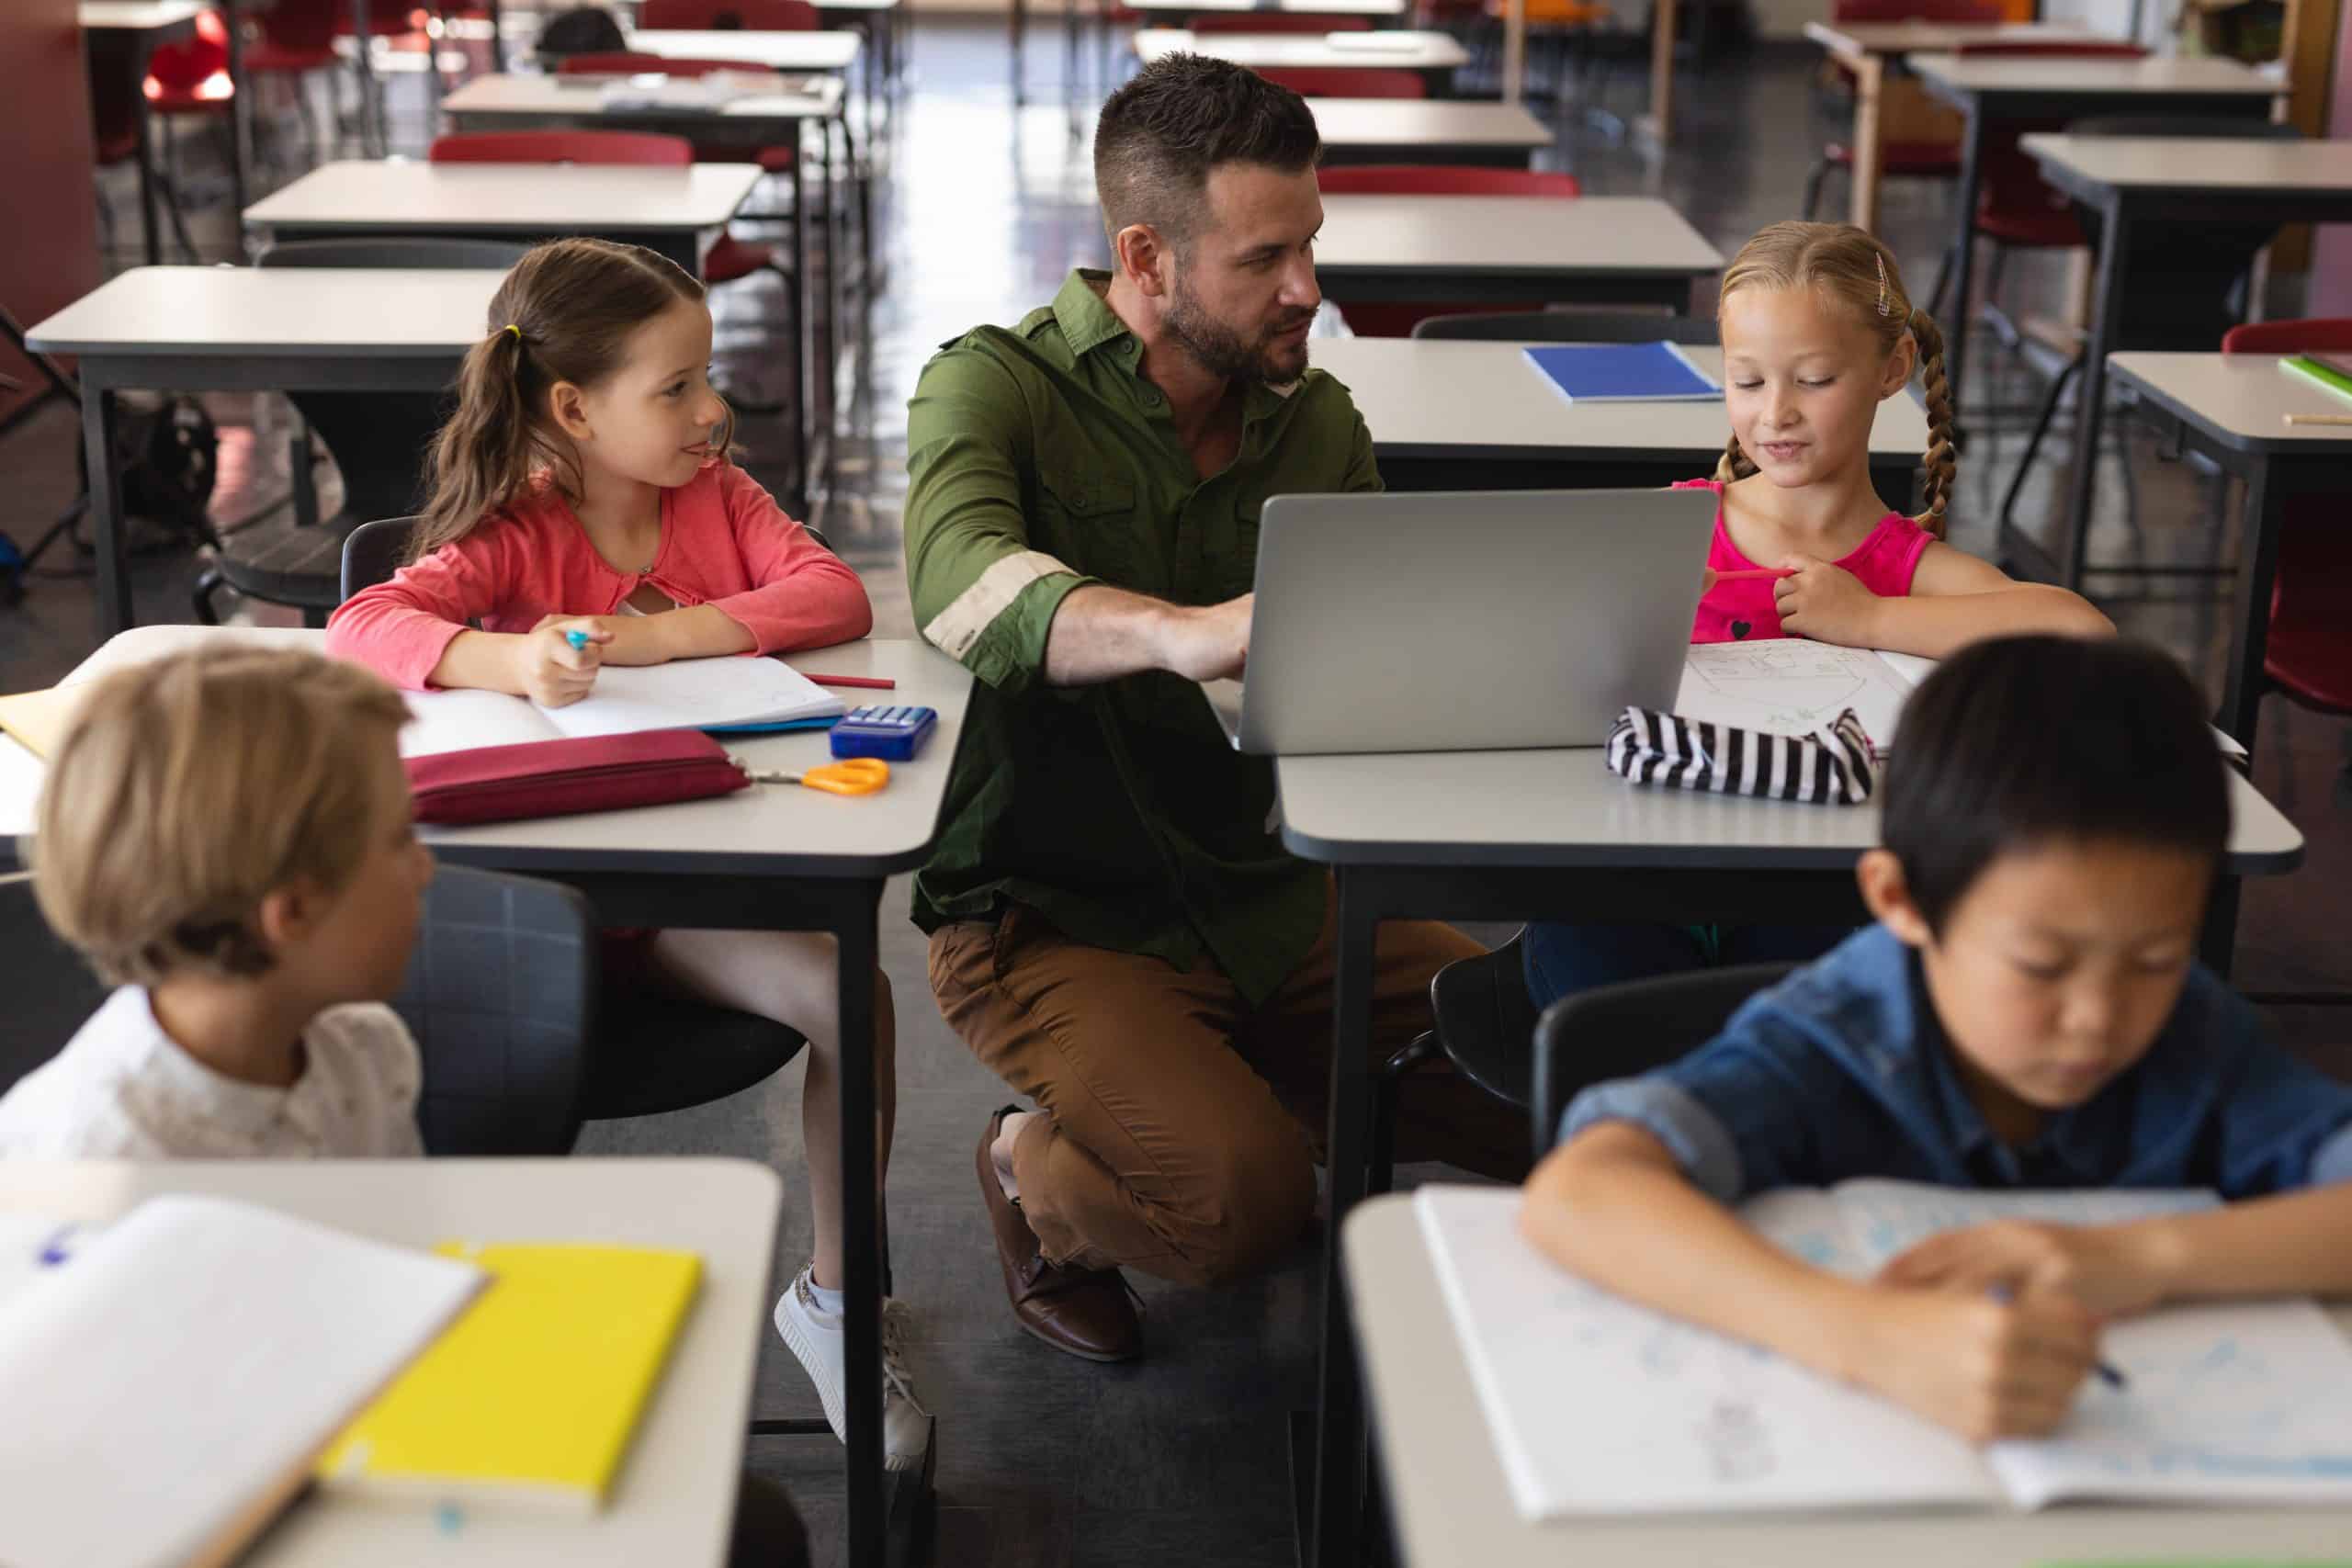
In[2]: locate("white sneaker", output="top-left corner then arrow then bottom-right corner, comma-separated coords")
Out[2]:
773,1263 -> 932,1472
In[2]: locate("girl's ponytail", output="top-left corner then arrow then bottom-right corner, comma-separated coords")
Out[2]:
1714,430 -> 1756,485
412,322 -> 537,560
1908,305 -> 1956,540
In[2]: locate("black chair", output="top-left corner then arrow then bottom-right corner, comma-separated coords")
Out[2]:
1993,116 -> 2304,547
1368,932 -> 1539,1194
0,866 -> 596,1154
1532,963 -> 1795,1160
194,237 -> 535,628
1412,310 -> 1720,344
338,522 -> 813,1124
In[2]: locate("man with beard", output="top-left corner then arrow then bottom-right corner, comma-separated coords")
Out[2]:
903,53 -> 1518,1361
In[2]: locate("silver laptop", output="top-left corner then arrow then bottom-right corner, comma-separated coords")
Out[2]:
1233,487 -> 1715,756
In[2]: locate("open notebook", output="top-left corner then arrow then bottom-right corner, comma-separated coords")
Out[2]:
1672,644 -> 1930,757
398,657 -> 844,759
1419,1181 -> 2352,1520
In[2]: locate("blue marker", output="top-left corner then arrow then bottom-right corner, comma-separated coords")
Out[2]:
37,1224 -> 77,1266
565,630 -> 589,651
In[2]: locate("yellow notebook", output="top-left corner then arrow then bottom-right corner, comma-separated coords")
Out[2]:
0,686 -> 85,760
316,1243 -> 701,1511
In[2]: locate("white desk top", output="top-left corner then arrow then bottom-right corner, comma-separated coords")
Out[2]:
442,70 -> 844,122
1274,737 -> 2301,872
243,161 -> 764,233
76,0 -> 204,31
2020,132 -> 2352,194
1802,18 -> 2098,56
1306,97 -> 1550,152
1905,51 -> 2283,97
622,27 -> 862,71
1310,338 -> 1929,459
25,266 -> 505,359
2,630 -> 973,878
1129,0 -> 1407,12
1314,195 -> 1722,279
1348,1195 -> 2352,1568
2110,351 -> 2352,454
1134,28 -> 1471,70
0,1157 -> 780,1568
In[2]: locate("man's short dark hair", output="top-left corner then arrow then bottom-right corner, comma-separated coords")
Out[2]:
1093,54 -> 1321,248
1882,636 -> 2229,934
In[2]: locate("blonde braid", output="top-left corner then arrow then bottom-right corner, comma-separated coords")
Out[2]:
1714,431 -> 1757,484
1908,305 -> 1956,539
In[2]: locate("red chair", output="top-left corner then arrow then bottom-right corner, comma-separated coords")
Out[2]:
144,7 -> 235,110
640,0 -> 821,26
2220,318 -> 2352,723
1801,0 -> 2000,221
1188,13 -> 1372,31
428,128 -> 780,286
1254,66 -> 1427,97
1314,165 -> 1582,336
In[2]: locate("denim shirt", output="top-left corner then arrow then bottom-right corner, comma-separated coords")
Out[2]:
1561,925 -> 2352,1202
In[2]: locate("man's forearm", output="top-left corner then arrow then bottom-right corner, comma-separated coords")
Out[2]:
1042,584 -> 1247,686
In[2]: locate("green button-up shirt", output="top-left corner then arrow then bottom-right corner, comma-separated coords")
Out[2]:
903,270 -> 1381,1004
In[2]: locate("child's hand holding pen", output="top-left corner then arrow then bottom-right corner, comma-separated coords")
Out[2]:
518,616 -> 612,707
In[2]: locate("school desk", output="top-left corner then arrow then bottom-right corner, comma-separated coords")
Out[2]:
78,2 -> 214,267
0,1157 -> 779,1568
2098,349 -> 2352,748
2016,137 -> 2352,654
242,160 -> 765,275
1294,98 -> 1552,170
0,626 -> 972,1568
1905,51 -> 2282,414
1304,337 -> 1928,502
1343,1193 -> 2352,1568
1277,739 -> 2303,1568
616,22 -> 874,137
1311,195 -> 1722,312
1131,28 -> 1471,97
1798,20 -> 2100,233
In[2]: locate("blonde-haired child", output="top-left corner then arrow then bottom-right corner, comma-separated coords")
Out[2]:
0,647 -> 430,1158
324,237 -> 922,1471
1524,220 -> 2113,1010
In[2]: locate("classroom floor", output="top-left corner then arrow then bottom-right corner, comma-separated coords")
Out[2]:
5,23 -> 2351,1564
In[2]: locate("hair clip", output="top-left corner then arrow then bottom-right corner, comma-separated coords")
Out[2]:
1874,253 -> 1892,317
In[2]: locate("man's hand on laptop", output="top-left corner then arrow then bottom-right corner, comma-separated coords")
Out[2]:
1158,594 -> 1252,683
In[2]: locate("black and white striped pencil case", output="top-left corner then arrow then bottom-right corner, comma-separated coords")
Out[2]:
1604,706 -> 1877,806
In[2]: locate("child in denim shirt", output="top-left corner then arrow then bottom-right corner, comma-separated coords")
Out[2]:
1523,636 -> 2352,1444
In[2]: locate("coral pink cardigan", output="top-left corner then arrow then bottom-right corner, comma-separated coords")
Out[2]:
326,462 -> 872,691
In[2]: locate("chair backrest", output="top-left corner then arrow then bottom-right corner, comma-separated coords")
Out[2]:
254,0 -> 344,52
2222,317 -> 2352,355
429,129 -> 695,166
535,5 -> 631,59
0,874 -> 112,1099
1191,12 -> 1371,30
1832,0 -> 1999,21
1532,963 -> 1794,1160
1413,309 -> 1720,344
641,0 -> 820,26
342,514 -> 419,599
556,51 -> 751,75
1254,66 -> 1426,98
1318,164 -> 1581,197
397,866 -> 595,1156
1428,933 -> 1538,1109
145,7 -> 232,94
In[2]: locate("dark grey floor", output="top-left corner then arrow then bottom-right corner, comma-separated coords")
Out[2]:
6,22 -> 2352,1565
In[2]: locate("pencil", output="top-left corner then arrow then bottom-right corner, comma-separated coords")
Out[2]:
805,672 -> 897,690
2284,412 -> 2352,427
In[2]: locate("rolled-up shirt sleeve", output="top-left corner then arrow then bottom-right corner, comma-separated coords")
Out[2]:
903,345 -> 1094,695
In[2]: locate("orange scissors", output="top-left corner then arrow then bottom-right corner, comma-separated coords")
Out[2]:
740,757 -> 889,795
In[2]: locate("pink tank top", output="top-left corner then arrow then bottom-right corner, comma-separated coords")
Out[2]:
1679,478 -> 1933,644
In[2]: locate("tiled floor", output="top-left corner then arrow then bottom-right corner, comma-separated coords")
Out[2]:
5,21 -> 2350,1564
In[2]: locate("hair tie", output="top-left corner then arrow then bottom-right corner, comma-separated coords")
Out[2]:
1874,254 -> 1892,317
503,323 -> 523,343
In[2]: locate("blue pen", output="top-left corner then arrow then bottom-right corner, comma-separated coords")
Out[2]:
37,1224 -> 77,1267
565,629 -> 590,651
1990,1285 -> 2127,1388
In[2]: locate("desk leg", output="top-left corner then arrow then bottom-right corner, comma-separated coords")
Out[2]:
789,126 -> 811,515
1943,98 -> 1984,427
224,0 -> 249,231
1849,53 -> 1883,235
85,386 -> 132,636
133,86 -> 164,266
488,0 -> 504,72
2216,453 -> 2285,750
835,879 -> 887,1568
2054,200 -> 2127,594
1012,0 -> 1027,106
351,0 -> 379,157
1308,871 -> 1377,1568
1640,0 -> 1676,146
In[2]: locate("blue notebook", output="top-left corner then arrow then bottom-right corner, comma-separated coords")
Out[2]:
1521,341 -> 1721,405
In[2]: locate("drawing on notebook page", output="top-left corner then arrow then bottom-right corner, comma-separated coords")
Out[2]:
1676,642 -> 1917,750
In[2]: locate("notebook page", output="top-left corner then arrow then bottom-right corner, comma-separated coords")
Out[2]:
0,1194 -> 481,1568
1415,1185 -> 1997,1519
400,687 -> 565,758
1676,643 -> 1916,754
538,657 -> 844,739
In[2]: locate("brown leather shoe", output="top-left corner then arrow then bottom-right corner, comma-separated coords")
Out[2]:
977,1105 -> 1142,1363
